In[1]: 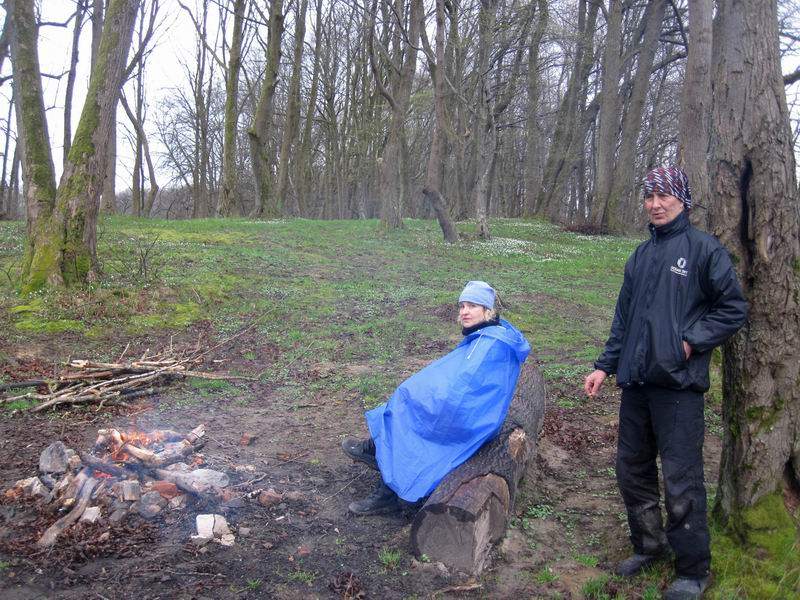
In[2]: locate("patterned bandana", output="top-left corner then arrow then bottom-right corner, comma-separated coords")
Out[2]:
642,167 -> 692,209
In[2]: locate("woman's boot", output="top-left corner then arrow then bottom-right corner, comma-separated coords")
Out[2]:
348,480 -> 400,515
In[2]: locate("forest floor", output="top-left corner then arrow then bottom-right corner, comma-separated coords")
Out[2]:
0,217 -> 730,599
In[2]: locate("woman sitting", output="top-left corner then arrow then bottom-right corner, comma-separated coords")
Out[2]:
342,281 -> 531,515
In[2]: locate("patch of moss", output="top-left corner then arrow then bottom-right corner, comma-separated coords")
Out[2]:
711,492 -> 800,599
128,301 -> 202,332
15,317 -> 85,334
745,395 -> 785,433
10,298 -> 44,313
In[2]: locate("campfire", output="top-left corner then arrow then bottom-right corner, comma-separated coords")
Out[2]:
5,423 -> 234,548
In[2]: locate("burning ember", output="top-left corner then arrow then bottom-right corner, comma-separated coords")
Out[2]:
4,423 -> 232,548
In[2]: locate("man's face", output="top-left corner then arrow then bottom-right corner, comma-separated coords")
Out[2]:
644,192 -> 684,226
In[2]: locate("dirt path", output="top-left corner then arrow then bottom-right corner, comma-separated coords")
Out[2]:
0,349 -> 722,599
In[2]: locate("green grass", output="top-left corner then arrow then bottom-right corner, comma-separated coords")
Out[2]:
286,569 -> 316,584
535,566 -> 559,583
379,547 -> 402,570
0,216 -> 637,409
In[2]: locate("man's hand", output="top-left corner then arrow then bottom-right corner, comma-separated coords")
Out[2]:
584,369 -> 607,397
683,341 -> 692,360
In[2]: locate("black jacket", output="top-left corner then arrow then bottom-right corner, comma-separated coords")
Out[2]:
595,211 -> 747,392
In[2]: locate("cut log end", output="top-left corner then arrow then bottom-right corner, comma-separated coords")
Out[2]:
411,474 -> 509,574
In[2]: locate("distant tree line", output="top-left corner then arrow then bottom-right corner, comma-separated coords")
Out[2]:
1,0 -> 798,236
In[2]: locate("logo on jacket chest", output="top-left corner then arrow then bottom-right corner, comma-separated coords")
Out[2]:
670,257 -> 689,277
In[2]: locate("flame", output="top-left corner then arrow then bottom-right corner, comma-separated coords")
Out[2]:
107,429 -> 166,462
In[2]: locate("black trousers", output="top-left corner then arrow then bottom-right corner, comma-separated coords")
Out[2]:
616,385 -> 710,578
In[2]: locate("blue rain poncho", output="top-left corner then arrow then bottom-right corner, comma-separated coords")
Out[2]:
366,319 -> 530,502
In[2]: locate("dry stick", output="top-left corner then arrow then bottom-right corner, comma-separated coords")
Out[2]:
432,582 -> 483,595
182,370 -> 257,381
233,473 -> 269,489
118,341 -> 131,362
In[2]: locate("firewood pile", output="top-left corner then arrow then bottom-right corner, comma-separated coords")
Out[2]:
0,340 -> 251,412
3,423 -> 235,548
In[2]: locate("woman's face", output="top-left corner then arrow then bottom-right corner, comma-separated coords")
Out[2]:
459,301 -> 487,328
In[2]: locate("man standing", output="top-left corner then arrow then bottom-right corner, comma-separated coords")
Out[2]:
584,167 -> 747,599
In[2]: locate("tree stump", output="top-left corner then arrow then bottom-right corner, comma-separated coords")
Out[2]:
410,362 -> 546,574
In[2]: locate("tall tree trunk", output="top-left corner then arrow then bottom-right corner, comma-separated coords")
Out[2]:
0,91 -> 14,220
63,0 -> 87,163
119,95 -> 159,217
523,0 -> 548,217
536,0 -> 599,220
472,0 -> 498,239
370,0 -> 422,229
248,0 -> 284,218
8,145 -> 20,220
276,0 -> 308,217
591,0 -> 623,229
677,0 -> 713,230
709,0 -> 800,525
13,0 -> 139,293
218,0 -> 246,217
9,0 -> 59,279
92,0 -> 117,215
421,0 -> 458,243
295,0 -> 323,216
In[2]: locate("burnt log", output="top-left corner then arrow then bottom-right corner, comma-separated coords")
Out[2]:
410,362 -> 546,574
38,469 -> 98,547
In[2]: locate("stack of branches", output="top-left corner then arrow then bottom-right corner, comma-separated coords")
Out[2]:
0,330 -> 255,412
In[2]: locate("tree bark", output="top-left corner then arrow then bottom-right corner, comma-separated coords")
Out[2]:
370,0 -> 422,229
411,363 -> 546,575
709,0 -> 800,525
63,0 -> 87,164
9,0 -> 59,282
472,0 -> 498,240
218,0 -> 246,217
523,0 -> 548,217
248,0 -> 284,218
294,0 -> 323,217
420,0 -> 458,243
677,0 -> 713,230
537,0 -> 599,221
592,0 -> 624,229
276,0 -> 308,217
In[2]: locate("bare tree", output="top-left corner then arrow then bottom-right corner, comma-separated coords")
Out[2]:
369,0 -> 423,229
248,0 -> 284,218
275,0 -> 308,217
420,0 -> 458,242
218,0 -> 247,217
